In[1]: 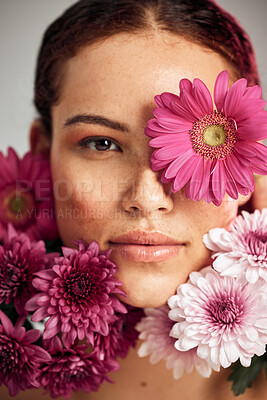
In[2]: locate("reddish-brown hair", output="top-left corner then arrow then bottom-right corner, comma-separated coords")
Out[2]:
34,0 -> 260,135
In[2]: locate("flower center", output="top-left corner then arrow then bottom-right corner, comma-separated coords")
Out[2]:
72,279 -> 89,296
67,274 -> 95,301
202,125 -> 226,147
244,231 -> 267,257
208,297 -> 241,326
9,197 -> 25,213
0,185 -> 35,228
190,112 -> 238,160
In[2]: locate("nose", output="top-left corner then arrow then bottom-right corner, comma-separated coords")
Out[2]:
121,167 -> 174,217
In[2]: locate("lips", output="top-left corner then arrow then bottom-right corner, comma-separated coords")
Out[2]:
109,231 -> 185,262
110,230 -> 183,245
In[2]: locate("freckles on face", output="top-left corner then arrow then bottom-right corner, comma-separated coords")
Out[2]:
50,32 -> 240,308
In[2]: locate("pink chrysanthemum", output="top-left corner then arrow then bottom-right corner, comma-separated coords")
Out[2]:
94,305 -> 145,360
0,147 -> 58,241
38,336 -> 119,399
136,305 -> 211,379
0,224 -> 55,315
25,241 -> 127,347
168,266 -> 267,371
203,209 -> 267,283
145,70 -> 267,206
0,310 -> 51,396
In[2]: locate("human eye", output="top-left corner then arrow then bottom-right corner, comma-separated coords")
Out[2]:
79,136 -> 122,152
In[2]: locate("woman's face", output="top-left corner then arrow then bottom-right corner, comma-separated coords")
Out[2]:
50,32 -> 240,308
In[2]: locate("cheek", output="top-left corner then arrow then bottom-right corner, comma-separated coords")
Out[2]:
219,197 -> 239,230
51,162 -> 117,246
190,197 -> 239,233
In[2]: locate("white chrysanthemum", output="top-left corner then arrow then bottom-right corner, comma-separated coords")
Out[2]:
203,209 -> 267,283
168,266 -> 267,371
136,305 -> 211,379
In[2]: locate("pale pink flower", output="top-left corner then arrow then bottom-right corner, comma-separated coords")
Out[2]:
0,224 -> 56,315
38,336 -> 119,399
0,310 -> 51,396
25,241 -> 127,347
136,305 -> 211,379
203,209 -> 267,283
168,266 -> 267,371
0,147 -> 58,241
145,70 -> 267,206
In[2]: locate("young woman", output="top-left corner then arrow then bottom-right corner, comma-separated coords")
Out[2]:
1,0 -> 267,399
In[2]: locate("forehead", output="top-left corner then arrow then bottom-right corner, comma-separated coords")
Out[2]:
54,32 -> 233,123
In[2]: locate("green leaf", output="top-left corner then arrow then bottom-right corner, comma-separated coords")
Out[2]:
228,356 -> 264,396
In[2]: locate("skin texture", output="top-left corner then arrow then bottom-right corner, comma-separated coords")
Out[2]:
47,32 -> 245,308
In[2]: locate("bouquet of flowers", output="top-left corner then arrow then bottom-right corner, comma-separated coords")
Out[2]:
136,204 -> 267,396
1,70 -> 267,397
0,148 -> 144,398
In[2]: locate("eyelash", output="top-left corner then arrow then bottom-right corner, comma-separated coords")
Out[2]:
79,136 -> 122,152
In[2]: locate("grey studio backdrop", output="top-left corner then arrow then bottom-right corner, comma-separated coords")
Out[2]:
0,0 -> 267,155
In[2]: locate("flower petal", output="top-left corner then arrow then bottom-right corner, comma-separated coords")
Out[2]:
193,78 -> 213,115
149,133 -> 191,147
180,89 -> 203,119
170,101 -> 196,123
153,108 -> 192,128
179,78 -> 193,94
235,99 -> 266,123
173,155 -> 199,192
214,70 -> 229,112
237,124 -> 267,141
225,154 -> 254,190
155,92 -> 180,109
234,142 -> 257,158
224,162 -> 239,200
224,78 -> 247,118
211,162 -> 226,203
153,142 -> 192,161
164,149 -> 195,179
243,85 -> 262,100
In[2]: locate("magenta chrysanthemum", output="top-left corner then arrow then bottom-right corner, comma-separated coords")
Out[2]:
145,70 -> 267,205
0,147 -> 58,241
0,224 -> 55,315
168,267 -> 267,371
0,310 -> 51,396
94,305 -> 145,360
25,241 -> 127,347
136,305 -> 211,379
203,209 -> 267,283
38,336 -> 119,399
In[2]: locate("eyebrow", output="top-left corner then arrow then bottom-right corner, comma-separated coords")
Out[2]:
63,113 -> 131,133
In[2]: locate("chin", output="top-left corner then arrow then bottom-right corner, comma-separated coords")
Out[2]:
116,285 -> 177,309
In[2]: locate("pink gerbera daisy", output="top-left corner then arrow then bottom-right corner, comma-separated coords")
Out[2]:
0,224 -> 56,315
203,208 -> 267,283
0,310 -> 51,396
145,71 -> 267,205
25,241 -> 127,348
136,305 -> 211,379
168,267 -> 267,371
0,147 -> 58,241
38,336 -> 119,399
